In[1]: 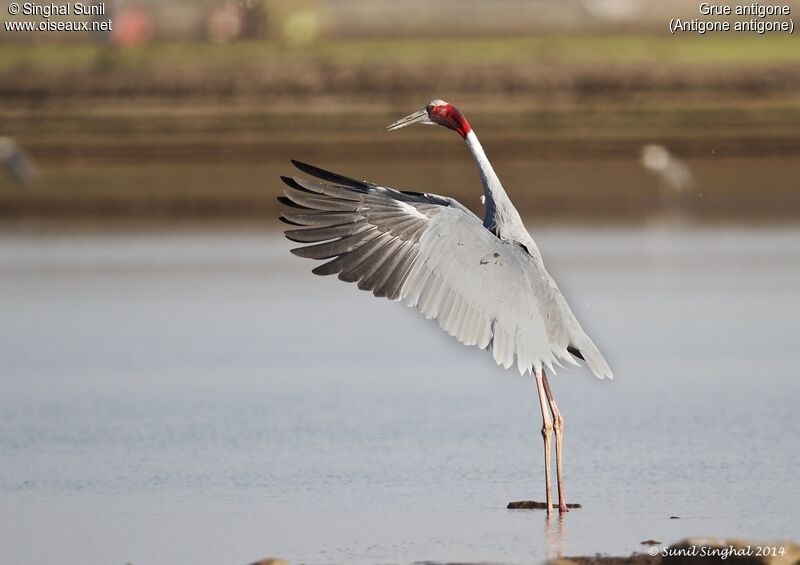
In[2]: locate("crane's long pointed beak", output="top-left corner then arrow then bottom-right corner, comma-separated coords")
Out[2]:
386,108 -> 434,131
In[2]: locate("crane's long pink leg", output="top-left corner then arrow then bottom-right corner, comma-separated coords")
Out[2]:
542,372 -> 568,513
534,368 -> 554,514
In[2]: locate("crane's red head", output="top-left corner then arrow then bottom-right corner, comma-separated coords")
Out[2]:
386,99 -> 472,139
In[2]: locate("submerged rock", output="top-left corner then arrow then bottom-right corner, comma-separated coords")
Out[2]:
507,500 -> 582,509
547,556 -> 657,565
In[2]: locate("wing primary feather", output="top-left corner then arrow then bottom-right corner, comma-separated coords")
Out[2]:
279,215 -> 302,226
291,160 -> 372,191
277,195 -> 306,209
280,176 -> 317,194
282,190 -> 359,212
281,211 -> 363,227
290,228 -> 379,260
284,221 -> 370,243
291,177 -> 364,201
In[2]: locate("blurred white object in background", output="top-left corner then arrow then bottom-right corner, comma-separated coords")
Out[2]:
641,144 -> 695,193
582,0 -> 646,22
0,137 -> 38,188
641,144 -> 697,224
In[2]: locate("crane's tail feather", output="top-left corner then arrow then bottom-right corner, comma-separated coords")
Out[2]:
572,336 -> 613,380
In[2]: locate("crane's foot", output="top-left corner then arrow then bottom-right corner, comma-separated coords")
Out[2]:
559,502 -> 570,513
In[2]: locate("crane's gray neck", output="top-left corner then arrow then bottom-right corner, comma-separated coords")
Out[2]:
464,130 -> 525,239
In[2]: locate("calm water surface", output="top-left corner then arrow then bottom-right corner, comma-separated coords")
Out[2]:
0,226 -> 798,565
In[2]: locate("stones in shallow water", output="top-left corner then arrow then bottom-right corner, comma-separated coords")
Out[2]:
507,500 -> 582,509
641,540 -> 663,545
546,538 -> 800,565
547,556 -> 657,565
664,538 -> 800,565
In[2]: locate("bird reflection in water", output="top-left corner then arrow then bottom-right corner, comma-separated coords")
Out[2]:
544,512 -> 567,561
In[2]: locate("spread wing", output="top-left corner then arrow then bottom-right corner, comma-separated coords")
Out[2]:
279,160 -> 556,375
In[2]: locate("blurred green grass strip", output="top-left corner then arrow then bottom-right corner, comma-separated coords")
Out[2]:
1,35 -> 799,72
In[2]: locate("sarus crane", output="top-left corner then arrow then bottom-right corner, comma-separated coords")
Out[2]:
278,100 -> 613,514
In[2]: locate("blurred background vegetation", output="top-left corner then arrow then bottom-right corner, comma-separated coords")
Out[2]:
1,0 -> 799,225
